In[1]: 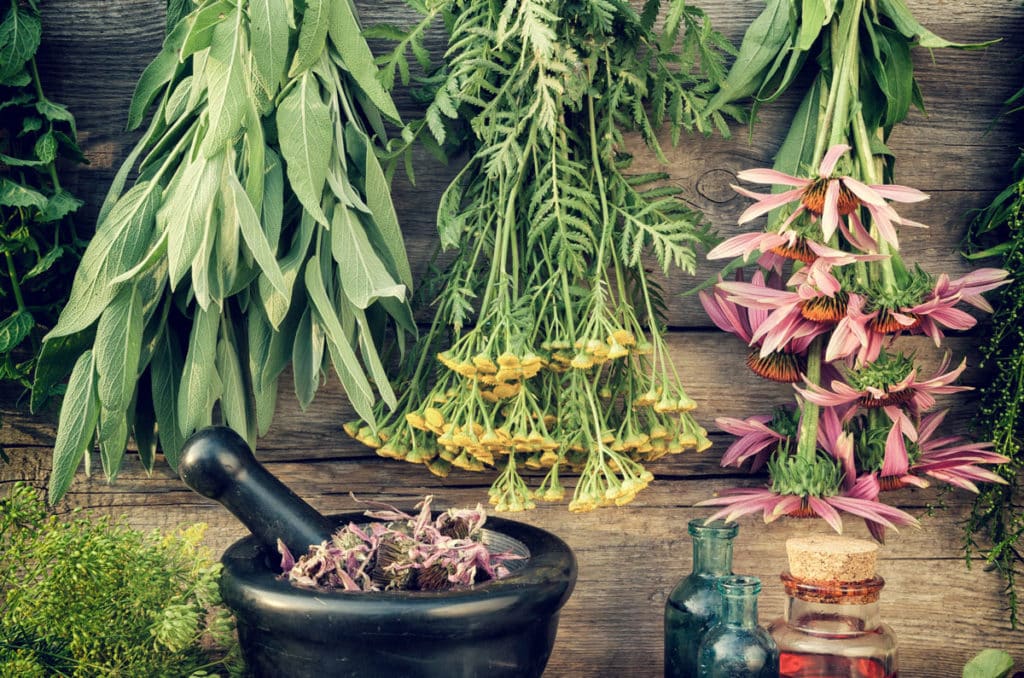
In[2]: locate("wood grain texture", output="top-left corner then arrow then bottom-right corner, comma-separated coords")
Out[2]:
5,0 -> 1024,676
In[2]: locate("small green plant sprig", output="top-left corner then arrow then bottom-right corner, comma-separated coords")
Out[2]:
963,150 -> 1024,628
0,0 -> 86,443
34,0 -> 415,502
0,482 -> 241,677
346,0 -> 737,512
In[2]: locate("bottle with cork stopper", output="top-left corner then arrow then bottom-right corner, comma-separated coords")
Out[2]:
768,534 -> 898,678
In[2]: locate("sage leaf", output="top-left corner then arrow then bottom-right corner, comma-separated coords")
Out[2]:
304,258 -> 375,423
180,0 -> 232,60
277,72 -> 331,226
151,329 -> 185,469
48,350 -> 99,503
127,18 -> 189,131
94,286 -> 143,415
328,0 -> 401,122
331,204 -> 406,309
0,310 -> 34,353
217,327 -> 256,449
797,0 -> 831,51
292,306 -> 325,410
132,378 -> 158,472
163,152 -> 224,289
98,409 -> 128,482
31,329 -> 94,413
249,0 -> 290,100
228,170 -> 287,297
344,123 -> 413,287
178,307 -> 221,437
203,11 -> 249,156
289,0 -> 329,77
346,300 -> 397,410
47,181 -> 160,338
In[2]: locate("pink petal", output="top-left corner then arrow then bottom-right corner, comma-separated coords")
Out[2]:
736,187 -> 808,224
737,168 -> 811,187
869,183 -> 929,203
807,497 -> 844,534
821,180 -> 840,241
818,144 -> 851,176
843,177 -> 888,207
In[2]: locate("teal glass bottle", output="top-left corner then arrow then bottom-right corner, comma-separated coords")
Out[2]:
664,519 -> 738,678
697,576 -> 779,677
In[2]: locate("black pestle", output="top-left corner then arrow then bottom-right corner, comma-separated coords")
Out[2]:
178,426 -> 335,557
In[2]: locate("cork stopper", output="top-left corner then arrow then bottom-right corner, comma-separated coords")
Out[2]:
786,535 -> 878,582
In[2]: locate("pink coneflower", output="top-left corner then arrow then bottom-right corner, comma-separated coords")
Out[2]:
909,268 -> 1010,345
699,272 -> 822,382
731,144 -> 928,249
797,353 -> 971,416
879,409 -> 1010,492
716,412 -> 790,470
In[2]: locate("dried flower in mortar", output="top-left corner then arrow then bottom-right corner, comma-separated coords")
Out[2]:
277,497 -> 519,592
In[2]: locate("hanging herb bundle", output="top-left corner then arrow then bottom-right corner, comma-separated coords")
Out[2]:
693,0 -> 1009,539
963,147 -> 1024,627
345,0 -> 736,512
34,0 -> 415,502
1,0 -> 85,448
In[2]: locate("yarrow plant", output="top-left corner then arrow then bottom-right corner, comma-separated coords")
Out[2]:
277,496 -> 519,592
696,0 -> 1010,540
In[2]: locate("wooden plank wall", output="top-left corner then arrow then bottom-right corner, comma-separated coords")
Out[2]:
3,1 -> 1024,675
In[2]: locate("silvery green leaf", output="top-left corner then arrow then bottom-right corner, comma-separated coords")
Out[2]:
94,286 -> 143,415
127,17 -> 189,131
327,0 -> 401,122
304,258 -> 375,423
180,0 -> 233,60
48,350 -> 99,503
331,204 -> 405,309
250,0 -> 290,99
259,210 -> 314,328
261,148 -> 284,250
203,10 -> 249,156
151,328 -> 185,469
210,192 -> 240,303
47,181 -> 160,338
292,306 -> 325,410
289,0 -> 329,77
343,297 -> 396,410
132,383 -> 158,472
247,304 -> 279,436
217,327 -> 256,449
163,151 -> 223,289
0,310 -> 33,353
228,170 -> 287,296
277,71 -> 331,226
98,408 -> 128,482
177,306 -> 221,436
963,649 -> 1014,678
31,328 -> 95,414
165,75 -> 194,124
344,123 -> 413,288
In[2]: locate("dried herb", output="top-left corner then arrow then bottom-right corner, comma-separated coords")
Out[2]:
34,0 -> 415,502
0,482 -> 241,676
278,496 -> 517,592
963,149 -> 1024,628
0,0 -> 85,452
346,0 -> 736,511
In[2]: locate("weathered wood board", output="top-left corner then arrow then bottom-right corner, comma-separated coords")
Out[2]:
3,0 -> 1024,676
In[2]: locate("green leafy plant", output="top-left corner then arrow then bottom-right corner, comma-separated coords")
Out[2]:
0,0 -> 86,448
34,0 -> 415,502
963,150 -> 1024,627
0,482 -> 240,676
963,648 -> 1018,678
345,0 -> 737,511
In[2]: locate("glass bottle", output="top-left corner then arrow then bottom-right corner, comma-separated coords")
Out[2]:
698,576 -> 779,677
664,519 -> 738,678
768,573 -> 898,677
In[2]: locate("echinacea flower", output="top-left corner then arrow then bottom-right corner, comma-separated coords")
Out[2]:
699,271 -> 823,382
731,144 -> 928,249
715,407 -> 795,469
878,409 -> 1010,492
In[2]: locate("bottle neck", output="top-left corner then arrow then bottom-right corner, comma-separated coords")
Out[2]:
722,590 -> 759,629
692,535 -> 733,576
785,596 -> 882,633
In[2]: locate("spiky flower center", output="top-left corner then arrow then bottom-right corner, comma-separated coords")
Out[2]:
769,237 -> 817,264
800,291 -> 849,323
801,177 -> 860,216
747,349 -> 804,383
868,307 -> 921,334
769,453 -> 842,497
845,352 -> 916,407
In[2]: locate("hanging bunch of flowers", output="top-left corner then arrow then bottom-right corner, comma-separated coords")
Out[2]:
696,0 -> 1010,540
346,0 -> 737,512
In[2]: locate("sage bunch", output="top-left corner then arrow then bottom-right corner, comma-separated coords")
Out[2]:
35,0 -> 414,502
347,0 -> 735,512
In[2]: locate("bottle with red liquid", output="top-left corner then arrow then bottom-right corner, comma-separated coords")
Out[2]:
768,535 -> 898,678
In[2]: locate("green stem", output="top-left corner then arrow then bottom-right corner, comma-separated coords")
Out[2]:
4,251 -> 26,312
796,336 -> 823,462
